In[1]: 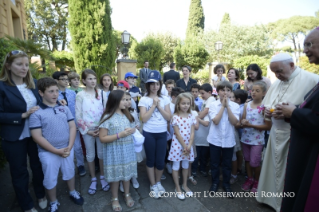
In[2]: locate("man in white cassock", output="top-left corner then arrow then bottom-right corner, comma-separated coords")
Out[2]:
256,53 -> 319,211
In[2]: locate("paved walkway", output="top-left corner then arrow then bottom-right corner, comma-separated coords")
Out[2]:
0,160 -> 275,212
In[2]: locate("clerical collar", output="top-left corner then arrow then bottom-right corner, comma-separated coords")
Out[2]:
287,67 -> 300,82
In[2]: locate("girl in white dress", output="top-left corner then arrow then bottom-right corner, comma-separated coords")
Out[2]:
168,93 -> 196,200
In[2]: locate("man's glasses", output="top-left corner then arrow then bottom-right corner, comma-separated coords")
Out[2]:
59,78 -> 69,81
304,42 -> 313,50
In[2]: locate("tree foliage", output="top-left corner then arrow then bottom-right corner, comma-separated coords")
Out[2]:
25,0 -> 68,51
0,38 -> 17,68
220,13 -> 231,25
299,56 -> 319,75
268,16 -> 319,62
51,51 -> 74,69
146,32 -> 179,70
204,23 -> 272,63
174,36 -> 209,73
233,55 -> 270,78
131,36 -> 164,69
186,0 -> 205,38
68,0 -> 116,78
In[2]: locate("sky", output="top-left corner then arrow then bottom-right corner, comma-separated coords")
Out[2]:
110,0 -> 318,42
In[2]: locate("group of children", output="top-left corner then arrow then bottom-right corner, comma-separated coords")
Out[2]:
29,68 -> 271,211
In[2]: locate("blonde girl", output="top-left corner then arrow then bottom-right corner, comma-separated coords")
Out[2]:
75,69 -> 109,195
168,93 -> 196,200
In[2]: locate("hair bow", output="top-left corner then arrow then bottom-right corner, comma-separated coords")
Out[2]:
257,105 -> 265,113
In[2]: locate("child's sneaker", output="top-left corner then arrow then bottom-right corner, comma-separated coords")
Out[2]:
69,191 -> 84,205
200,171 -> 207,177
150,185 -> 160,199
230,175 -> 238,184
241,178 -> 254,191
48,201 -> 60,212
78,165 -> 86,177
250,180 -> 259,193
156,182 -> 165,196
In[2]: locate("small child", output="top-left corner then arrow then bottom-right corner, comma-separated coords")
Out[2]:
198,83 -> 216,120
100,73 -> 114,109
168,93 -> 196,200
233,89 -> 248,175
29,77 -> 84,212
240,81 -> 271,192
68,72 -> 83,94
208,81 -> 240,199
191,84 -> 212,178
117,80 -> 137,110
212,64 -> 226,88
52,71 -> 86,177
165,79 -> 175,100
165,87 -> 185,175
228,91 -> 242,184
125,72 -> 140,111
191,83 -> 203,111
99,90 -> 137,211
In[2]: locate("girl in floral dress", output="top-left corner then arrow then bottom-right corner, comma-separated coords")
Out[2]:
240,81 -> 272,192
99,90 -> 137,211
75,69 -> 109,195
168,93 -> 196,200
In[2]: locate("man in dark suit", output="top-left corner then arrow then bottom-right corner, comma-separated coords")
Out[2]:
139,60 -> 149,95
280,28 -> 319,212
163,62 -> 180,83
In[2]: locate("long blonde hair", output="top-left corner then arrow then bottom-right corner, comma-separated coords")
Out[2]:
0,50 -> 35,89
174,93 -> 192,115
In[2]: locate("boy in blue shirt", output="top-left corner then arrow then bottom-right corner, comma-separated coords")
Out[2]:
191,83 -> 203,110
52,71 -> 86,177
30,78 -> 84,212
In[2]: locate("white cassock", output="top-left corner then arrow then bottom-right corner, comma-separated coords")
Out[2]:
256,67 -> 319,211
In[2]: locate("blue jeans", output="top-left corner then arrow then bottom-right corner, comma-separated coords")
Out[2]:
209,144 -> 233,188
192,146 -> 209,173
143,131 -> 167,170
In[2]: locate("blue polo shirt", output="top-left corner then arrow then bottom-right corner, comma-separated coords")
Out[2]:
29,102 -> 74,152
58,88 -> 76,118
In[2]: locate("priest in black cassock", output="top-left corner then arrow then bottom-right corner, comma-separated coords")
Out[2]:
279,28 -> 319,212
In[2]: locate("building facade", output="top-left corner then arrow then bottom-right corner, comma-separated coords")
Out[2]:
0,0 -> 27,39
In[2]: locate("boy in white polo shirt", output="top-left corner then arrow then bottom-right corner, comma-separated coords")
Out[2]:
207,81 -> 239,199
29,78 -> 84,212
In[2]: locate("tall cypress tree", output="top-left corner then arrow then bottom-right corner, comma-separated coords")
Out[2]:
186,0 -> 205,38
221,13 -> 231,25
68,0 -> 116,77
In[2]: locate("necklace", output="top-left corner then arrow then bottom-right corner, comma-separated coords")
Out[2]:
271,77 -> 296,108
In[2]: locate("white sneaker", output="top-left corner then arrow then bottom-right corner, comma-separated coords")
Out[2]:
150,185 -> 160,199
156,182 -> 165,196
119,181 -> 124,193
131,177 -> 139,189
166,163 -> 172,174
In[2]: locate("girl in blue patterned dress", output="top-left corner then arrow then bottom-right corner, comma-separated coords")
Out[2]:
99,90 -> 137,212
240,81 -> 271,193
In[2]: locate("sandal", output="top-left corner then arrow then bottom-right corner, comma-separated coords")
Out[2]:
88,178 -> 97,195
124,193 -> 135,208
100,176 -> 110,191
111,197 -> 122,212
189,176 -> 197,185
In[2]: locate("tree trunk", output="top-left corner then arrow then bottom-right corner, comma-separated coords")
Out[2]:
292,35 -> 298,63
42,58 -> 46,72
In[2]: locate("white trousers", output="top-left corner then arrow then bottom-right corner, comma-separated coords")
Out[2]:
82,134 -> 103,162
172,160 -> 189,171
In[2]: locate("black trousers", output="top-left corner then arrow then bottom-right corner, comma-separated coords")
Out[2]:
2,137 -> 45,211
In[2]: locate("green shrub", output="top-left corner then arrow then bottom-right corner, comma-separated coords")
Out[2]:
192,69 -> 209,85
